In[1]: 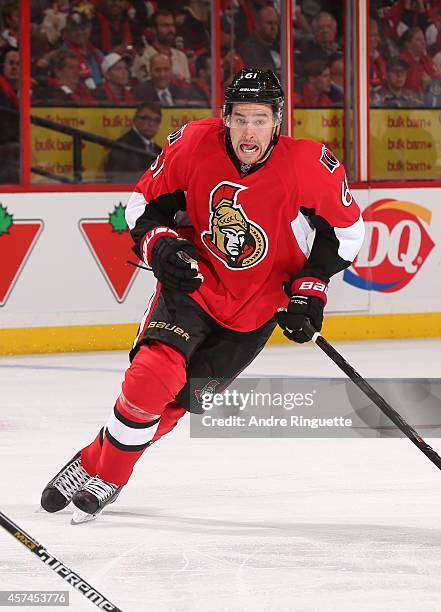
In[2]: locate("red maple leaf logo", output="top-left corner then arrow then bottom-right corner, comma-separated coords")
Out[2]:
0,205 -> 43,306
79,203 -> 140,303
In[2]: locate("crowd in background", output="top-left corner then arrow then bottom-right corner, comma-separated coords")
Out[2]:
0,0 -> 440,182
0,0 -> 315,112
370,0 -> 441,108
0,1 -> 439,114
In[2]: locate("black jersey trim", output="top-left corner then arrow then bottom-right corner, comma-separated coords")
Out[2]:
114,404 -> 161,429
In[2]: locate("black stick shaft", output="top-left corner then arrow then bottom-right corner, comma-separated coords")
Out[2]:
0,511 -> 123,611
303,320 -> 441,470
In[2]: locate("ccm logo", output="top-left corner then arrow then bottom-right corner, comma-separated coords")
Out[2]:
299,281 -> 328,294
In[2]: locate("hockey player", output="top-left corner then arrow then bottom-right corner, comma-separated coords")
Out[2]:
41,68 -> 365,524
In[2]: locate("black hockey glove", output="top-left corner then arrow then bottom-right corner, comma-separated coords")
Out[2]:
151,236 -> 203,293
275,274 -> 328,343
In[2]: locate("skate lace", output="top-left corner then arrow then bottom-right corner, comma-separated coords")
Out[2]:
83,477 -> 118,503
53,458 -> 89,499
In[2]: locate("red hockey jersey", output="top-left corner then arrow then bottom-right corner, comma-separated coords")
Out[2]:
126,118 -> 364,332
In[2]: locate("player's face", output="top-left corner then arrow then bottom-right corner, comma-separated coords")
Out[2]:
228,103 -> 275,165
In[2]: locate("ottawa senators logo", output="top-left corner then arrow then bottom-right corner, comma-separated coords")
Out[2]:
201,181 -> 268,269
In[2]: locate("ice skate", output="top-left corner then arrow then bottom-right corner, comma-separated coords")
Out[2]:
41,451 -> 91,513
71,475 -> 122,524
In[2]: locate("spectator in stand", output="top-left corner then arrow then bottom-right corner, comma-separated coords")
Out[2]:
425,74 -> 441,107
310,12 -> 341,57
176,0 -> 211,57
221,0 -> 275,44
191,52 -> 211,106
329,52 -> 344,102
31,26 -> 53,85
293,2 -> 313,49
63,9 -> 104,90
132,10 -> 191,84
0,46 -> 18,111
425,1 -> 441,55
40,0 -> 69,47
294,58 -> 338,107
329,53 -> 344,89
220,14 -> 244,88
133,52 -> 188,106
33,47 -> 97,106
105,102 -> 162,183
0,46 -> 19,182
91,0 -> 140,55
375,0 -> 406,48
300,0 -> 336,22
0,2 -> 18,52
396,0 -> 435,40
94,52 -> 135,105
239,6 -> 281,74
371,57 -> 423,107
400,26 -> 440,93
370,19 -> 388,91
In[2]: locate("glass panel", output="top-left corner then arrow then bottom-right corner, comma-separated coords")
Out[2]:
370,0 -> 441,180
29,1 -> 212,184
0,1 -> 20,184
293,1 -> 345,166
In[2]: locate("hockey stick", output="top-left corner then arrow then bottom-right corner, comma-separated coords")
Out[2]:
303,320 -> 441,471
0,511 -> 122,611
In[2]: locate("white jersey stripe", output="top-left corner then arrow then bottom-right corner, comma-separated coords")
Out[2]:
334,214 -> 365,262
125,191 -> 148,230
290,211 -> 313,258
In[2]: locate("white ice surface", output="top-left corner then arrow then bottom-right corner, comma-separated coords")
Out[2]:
1,339 -> 441,612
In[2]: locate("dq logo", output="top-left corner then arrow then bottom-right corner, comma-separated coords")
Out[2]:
343,199 -> 435,292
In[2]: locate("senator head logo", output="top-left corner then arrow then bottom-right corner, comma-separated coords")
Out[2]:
201,181 -> 268,269
343,199 -> 434,292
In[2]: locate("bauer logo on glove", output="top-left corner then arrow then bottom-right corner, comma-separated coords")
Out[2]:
275,274 -> 328,343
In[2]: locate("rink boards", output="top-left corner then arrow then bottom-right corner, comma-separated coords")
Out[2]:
0,186 -> 440,353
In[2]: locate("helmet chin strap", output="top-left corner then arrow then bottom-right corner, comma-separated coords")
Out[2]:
225,124 -> 281,174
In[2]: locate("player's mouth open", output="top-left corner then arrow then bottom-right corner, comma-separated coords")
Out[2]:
240,144 -> 259,154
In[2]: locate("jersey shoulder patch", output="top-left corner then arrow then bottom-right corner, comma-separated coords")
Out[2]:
319,144 -> 340,173
286,138 -> 342,176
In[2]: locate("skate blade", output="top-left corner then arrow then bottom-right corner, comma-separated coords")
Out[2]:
71,508 -> 99,525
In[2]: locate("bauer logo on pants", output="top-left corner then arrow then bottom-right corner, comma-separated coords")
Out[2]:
79,203 -> 139,303
201,181 -> 268,269
0,204 -> 43,307
343,199 -> 435,292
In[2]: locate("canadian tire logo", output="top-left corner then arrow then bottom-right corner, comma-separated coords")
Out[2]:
344,199 -> 435,292
0,204 -> 43,306
79,204 -> 139,302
